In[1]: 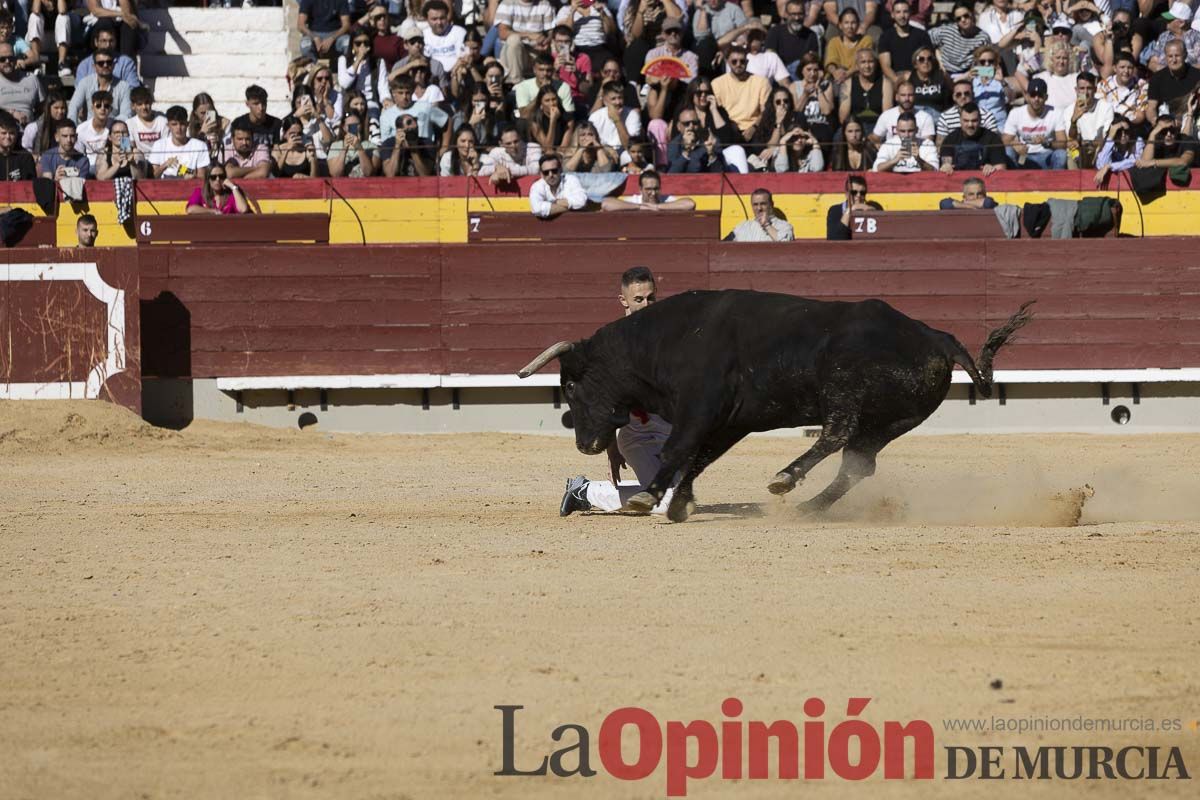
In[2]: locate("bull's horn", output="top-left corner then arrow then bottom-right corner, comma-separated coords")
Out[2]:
517,341 -> 573,378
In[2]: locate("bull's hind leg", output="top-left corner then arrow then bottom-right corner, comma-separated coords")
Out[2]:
665,429 -> 749,523
797,413 -> 930,514
767,404 -> 861,496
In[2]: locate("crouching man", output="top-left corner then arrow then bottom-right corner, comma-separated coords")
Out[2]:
560,267 -> 675,515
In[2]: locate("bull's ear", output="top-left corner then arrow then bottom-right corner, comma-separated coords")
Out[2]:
561,410 -> 575,429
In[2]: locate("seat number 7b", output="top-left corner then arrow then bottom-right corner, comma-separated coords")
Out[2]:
853,217 -> 878,234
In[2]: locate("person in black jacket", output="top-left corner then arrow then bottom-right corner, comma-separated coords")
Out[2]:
0,115 -> 35,180
826,174 -> 884,240
938,103 -> 1006,176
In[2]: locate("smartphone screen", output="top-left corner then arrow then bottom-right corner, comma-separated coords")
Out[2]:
347,122 -> 360,136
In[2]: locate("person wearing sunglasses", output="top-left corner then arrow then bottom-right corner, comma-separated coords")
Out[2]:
528,152 -> 587,218
929,1 -> 991,78
0,41 -> 42,128
298,0 -> 352,61
969,45 -> 1011,129
67,47 -> 132,122
713,44 -> 770,141
934,78 -> 1000,148
1092,115 -> 1144,187
826,174 -> 882,240
186,168 -> 251,215
72,20 -> 141,89
76,89 -> 116,171
365,5 -> 403,69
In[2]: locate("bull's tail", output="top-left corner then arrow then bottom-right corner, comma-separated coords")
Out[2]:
944,301 -> 1036,399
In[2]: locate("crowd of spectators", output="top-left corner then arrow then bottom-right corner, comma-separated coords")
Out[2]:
1,0 -> 1197,204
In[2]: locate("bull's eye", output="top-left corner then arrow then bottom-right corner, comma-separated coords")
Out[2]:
564,381 -> 576,397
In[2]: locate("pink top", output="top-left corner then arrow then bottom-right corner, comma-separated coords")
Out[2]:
186,186 -> 242,214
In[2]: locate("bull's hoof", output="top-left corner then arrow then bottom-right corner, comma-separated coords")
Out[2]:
767,472 -> 798,495
667,496 -> 696,523
624,492 -> 656,515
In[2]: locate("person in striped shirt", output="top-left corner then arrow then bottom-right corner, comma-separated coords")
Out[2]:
929,2 -> 991,77
495,0 -> 557,85
935,78 -> 1000,146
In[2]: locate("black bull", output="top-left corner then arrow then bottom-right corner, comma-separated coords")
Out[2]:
518,290 -> 1034,522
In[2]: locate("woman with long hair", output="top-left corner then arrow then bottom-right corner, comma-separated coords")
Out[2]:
93,118 -> 149,180
970,44 -> 1012,129
829,117 -> 878,171
792,52 -> 836,150
670,76 -> 749,172
752,86 -> 804,160
910,45 -> 953,117
439,124 -> 493,176
450,28 -> 486,104
327,109 -> 379,177
24,88 -> 68,155
563,121 -> 618,173
525,84 -> 574,154
186,167 -> 251,215
189,92 -> 230,162
771,127 -> 825,173
272,116 -> 319,179
339,27 -> 385,121
450,84 -> 503,149
1093,116 -> 1143,187
309,64 -> 342,130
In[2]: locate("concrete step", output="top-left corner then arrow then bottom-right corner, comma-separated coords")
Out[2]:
141,53 -> 292,79
142,30 -> 288,56
151,76 -> 292,118
142,8 -> 287,35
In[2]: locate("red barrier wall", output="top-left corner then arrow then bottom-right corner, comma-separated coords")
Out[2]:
1,250 -> 141,411
137,239 -> 1200,378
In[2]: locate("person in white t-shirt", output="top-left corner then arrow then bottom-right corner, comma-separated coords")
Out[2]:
587,80 -> 641,152
873,112 -> 940,172
125,86 -> 168,156
149,105 -> 212,179
600,170 -> 697,211
1002,78 -> 1068,168
422,0 -> 467,71
870,81 -> 935,145
76,89 -> 114,168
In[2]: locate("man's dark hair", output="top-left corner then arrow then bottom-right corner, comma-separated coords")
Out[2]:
953,77 -> 973,90
245,84 -> 268,104
953,0 -> 973,15
130,86 -> 154,105
498,123 -> 523,140
230,117 -> 254,135
751,187 -> 773,202
601,80 -> 624,96
896,111 -> 917,125
845,174 -> 867,190
423,0 -> 450,13
0,115 -> 18,134
534,53 -> 554,68
552,24 -> 574,39
621,266 -> 656,287
389,74 -> 416,92
77,213 -> 98,226
0,9 -> 13,27
960,101 -> 980,116
55,118 -> 78,133
638,169 -> 661,187
1077,71 -> 1098,85
1114,50 -> 1137,66
91,89 -> 113,107
165,105 -> 188,124
537,152 -> 560,169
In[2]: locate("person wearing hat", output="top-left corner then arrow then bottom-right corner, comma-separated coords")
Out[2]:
1140,3 -> 1200,73
643,17 -> 699,83
1002,77 -> 1068,168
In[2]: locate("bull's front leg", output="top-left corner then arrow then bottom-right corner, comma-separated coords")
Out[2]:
623,425 -> 708,515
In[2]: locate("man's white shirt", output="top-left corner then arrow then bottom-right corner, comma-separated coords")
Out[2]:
529,173 -> 588,217
872,135 -> 939,172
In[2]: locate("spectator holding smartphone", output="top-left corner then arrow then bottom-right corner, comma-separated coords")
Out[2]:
273,116 -> 320,178
327,110 -> 379,177
94,119 -> 148,180
39,119 -> 92,180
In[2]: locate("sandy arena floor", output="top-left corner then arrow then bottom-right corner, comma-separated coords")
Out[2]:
1,400 -> 1198,799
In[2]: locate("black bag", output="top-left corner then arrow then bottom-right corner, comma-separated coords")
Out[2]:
0,207 -> 34,247
1128,165 -> 1166,195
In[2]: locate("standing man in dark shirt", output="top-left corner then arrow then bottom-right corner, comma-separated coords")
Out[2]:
877,0 -> 932,85
299,0 -> 352,61
231,85 -> 283,149
1148,40 -> 1200,123
0,116 -> 34,180
766,1 -> 821,80
826,174 -> 884,239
